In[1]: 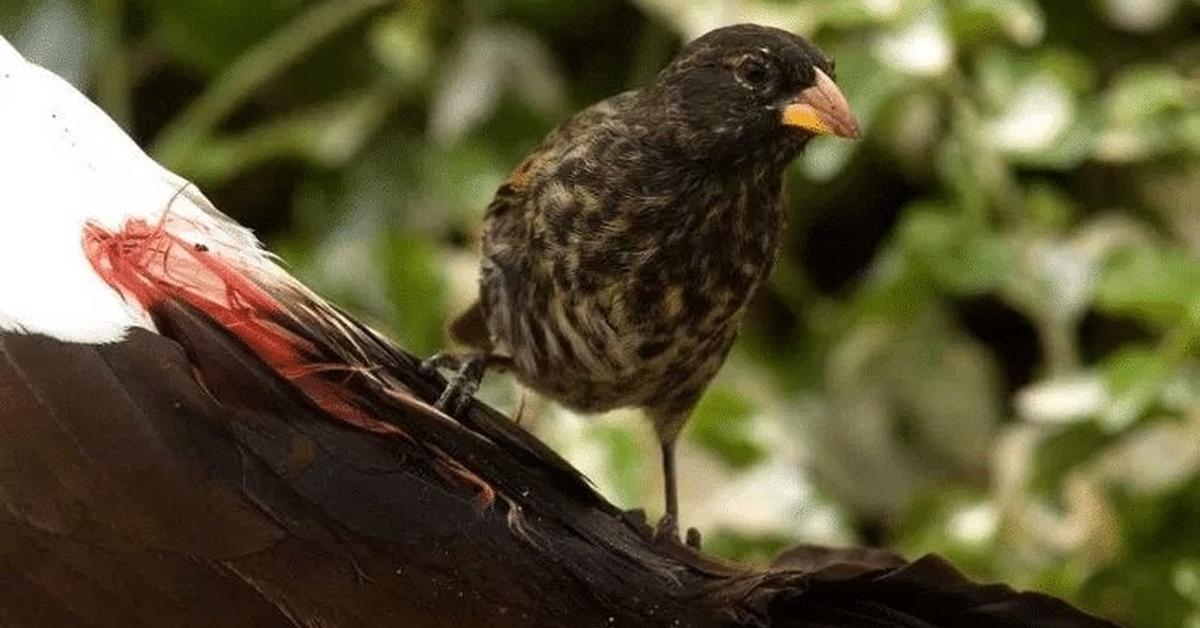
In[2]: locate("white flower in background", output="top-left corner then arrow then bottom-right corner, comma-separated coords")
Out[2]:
1016,375 -> 1107,424
1095,129 -> 1149,163
1092,415 -> 1200,494
984,78 -> 1074,154
630,0 -> 814,40
948,502 -> 999,546
430,25 -> 565,144
695,457 -> 848,542
1037,242 -> 1096,318
873,6 -> 952,77
1012,237 -> 1101,323
862,0 -> 903,19
542,408 -> 626,497
1101,0 -> 1180,32
313,230 -> 392,312
1002,3 -> 1046,46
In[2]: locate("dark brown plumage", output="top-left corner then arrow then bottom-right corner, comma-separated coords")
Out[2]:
431,23 -> 861,531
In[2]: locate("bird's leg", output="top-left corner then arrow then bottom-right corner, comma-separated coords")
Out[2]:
420,352 -> 511,416
654,437 -> 704,548
662,439 -> 679,528
651,420 -> 703,549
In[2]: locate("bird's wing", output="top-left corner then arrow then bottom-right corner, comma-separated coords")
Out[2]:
768,548 -> 1117,628
79,209 -> 596,502
473,91 -> 644,361
446,298 -> 494,351
0,319 -> 633,628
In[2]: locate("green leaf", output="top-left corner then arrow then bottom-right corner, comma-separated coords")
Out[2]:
1180,112 -> 1200,155
1174,559 -> 1200,605
147,0 -> 304,72
4,0 -> 92,85
1085,478 -> 1200,628
703,529 -> 796,565
852,249 -> 937,321
174,85 -> 399,184
974,46 -> 1095,109
1104,347 -> 1170,398
379,232 -> 448,357
415,140 -> 509,228
1094,65 -> 1197,161
687,387 -> 765,470
429,24 -> 565,144
1099,346 -> 1175,430
1028,421 -> 1112,498
1096,245 -> 1200,330
0,0 -> 31,31
590,423 -> 646,507
368,6 -> 435,85
1006,109 -> 1100,170
1023,180 -> 1079,233
1105,66 -> 1192,127
895,489 -> 1001,581
976,62 -> 1098,168
948,0 -> 1045,47
898,204 -> 1015,295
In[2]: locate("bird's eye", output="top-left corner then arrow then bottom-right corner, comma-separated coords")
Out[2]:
734,56 -> 775,90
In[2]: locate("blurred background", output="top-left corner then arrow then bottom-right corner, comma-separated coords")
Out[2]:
4,0 -> 1199,624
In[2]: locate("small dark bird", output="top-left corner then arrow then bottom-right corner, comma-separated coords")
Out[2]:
427,23 -> 861,535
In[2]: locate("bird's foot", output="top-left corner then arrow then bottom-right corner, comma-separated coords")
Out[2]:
420,352 -> 488,416
620,508 -> 649,530
652,514 -> 702,550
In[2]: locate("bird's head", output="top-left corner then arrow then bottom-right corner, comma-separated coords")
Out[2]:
648,24 -> 860,168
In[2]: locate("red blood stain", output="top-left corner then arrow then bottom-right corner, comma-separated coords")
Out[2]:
82,216 -> 402,437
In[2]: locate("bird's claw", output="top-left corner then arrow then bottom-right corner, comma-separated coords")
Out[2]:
421,352 -> 487,416
654,513 -> 678,542
419,352 -> 460,377
651,514 -> 702,550
619,508 -> 654,537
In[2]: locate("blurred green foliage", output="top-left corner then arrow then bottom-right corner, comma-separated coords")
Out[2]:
4,0 -> 1200,624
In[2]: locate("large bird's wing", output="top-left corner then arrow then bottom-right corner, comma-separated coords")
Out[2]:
0,322 -> 644,628
0,296 -> 1121,628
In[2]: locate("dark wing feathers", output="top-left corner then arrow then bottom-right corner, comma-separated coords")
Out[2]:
289,297 -> 597,496
0,299 -> 1118,626
0,324 -> 630,627
446,299 -> 493,352
770,549 -> 1118,628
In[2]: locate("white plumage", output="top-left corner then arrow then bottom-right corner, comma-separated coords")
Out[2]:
0,36 -> 265,344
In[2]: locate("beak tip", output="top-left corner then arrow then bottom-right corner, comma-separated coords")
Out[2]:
782,68 -> 862,140
823,117 -> 862,140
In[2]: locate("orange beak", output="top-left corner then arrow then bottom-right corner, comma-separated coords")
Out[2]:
781,68 -> 861,139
